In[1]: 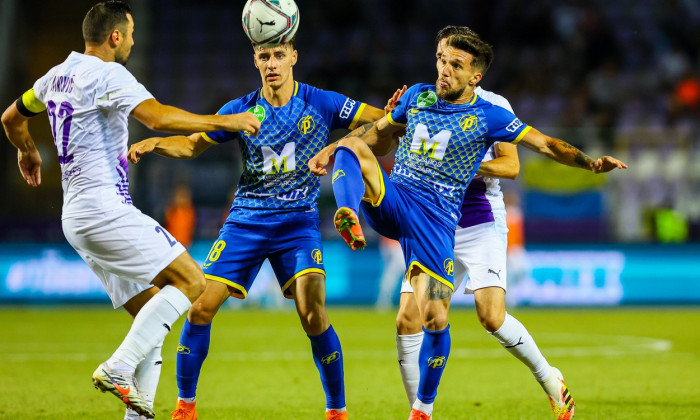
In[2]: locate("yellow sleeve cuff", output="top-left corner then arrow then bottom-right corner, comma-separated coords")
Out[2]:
512,125 -> 531,145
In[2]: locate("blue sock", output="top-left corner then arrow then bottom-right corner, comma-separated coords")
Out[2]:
332,146 -> 365,214
176,319 -> 211,399
416,325 -> 451,404
309,325 -> 345,409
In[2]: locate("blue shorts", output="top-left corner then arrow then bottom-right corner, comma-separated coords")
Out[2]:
360,165 -> 456,290
202,215 -> 325,299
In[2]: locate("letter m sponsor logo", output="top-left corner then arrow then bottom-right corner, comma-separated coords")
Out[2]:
410,123 -> 451,160
262,142 -> 296,174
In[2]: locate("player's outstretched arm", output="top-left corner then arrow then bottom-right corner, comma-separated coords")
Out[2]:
128,133 -> 212,163
518,127 -> 627,173
476,142 -> 520,179
1,102 -> 43,187
132,99 -> 260,135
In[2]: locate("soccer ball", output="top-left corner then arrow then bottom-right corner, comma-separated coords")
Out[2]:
242,0 -> 300,45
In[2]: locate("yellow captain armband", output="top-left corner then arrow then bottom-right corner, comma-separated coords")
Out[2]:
16,89 -> 46,117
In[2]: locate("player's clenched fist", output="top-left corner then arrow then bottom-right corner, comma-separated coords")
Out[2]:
128,139 -> 156,164
226,112 -> 261,136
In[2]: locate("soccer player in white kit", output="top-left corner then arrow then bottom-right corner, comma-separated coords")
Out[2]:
0,2 -> 260,419
394,27 -> 576,420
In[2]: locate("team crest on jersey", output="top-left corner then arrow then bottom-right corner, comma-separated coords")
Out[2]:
248,105 -> 266,122
297,115 -> 316,134
443,258 -> 454,276
459,115 -> 478,132
416,91 -> 437,108
311,249 -> 323,264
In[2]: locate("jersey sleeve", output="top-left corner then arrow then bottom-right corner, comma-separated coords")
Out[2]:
309,86 -> 366,131
96,65 -> 154,115
16,88 -> 47,117
484,104 -> 531,144
30,70 -> 55,105
387,84 -> 423,127
200,100 -> 243,144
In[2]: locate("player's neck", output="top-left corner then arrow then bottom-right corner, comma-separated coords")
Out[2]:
446,86 -> 476,105
84,44 -> 115,63
261,79 -> 295,107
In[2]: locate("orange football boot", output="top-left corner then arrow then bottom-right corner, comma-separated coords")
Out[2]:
170,399 -> 198,420
326,409 -> 348,420
334,207 -> 366,250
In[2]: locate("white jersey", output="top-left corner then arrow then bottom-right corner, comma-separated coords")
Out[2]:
32,52 -> 154,219
457,86 -> 513,229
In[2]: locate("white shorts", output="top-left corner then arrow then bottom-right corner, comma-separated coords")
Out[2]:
62,205 -> 186,308
401,213 -> 508,295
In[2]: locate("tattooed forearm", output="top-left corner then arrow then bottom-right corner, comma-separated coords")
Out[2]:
549,138 -> 593,169
341,122 -> 374,140
425,277 -> 452,301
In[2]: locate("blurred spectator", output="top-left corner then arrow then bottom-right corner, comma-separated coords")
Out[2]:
165,185 -> 196,248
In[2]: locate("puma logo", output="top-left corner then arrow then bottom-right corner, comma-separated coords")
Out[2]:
257,18 -> 276,32
505,336 -> 524,348
488,268 -> 501,280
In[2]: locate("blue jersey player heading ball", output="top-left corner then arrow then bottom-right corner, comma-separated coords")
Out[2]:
309,30 -> 627,420
129,36 -> 390,420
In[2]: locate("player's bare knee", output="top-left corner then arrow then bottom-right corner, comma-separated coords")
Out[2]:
396,306 -> 421,334
422,311 -> 449,331
478,312 -> 504,333
187,299 -> 217,324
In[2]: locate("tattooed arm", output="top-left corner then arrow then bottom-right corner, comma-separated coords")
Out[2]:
518,127 -> 627,173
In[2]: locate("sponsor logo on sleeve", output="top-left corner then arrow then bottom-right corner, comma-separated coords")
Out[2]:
506,118 -> 523,133
339,98 -> 356,119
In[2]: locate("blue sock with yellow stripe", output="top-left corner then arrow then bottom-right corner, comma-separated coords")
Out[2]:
176,319 -> 211,399
332,146 -> 364,214
416,325 -> 451,404
309,325 -> 345,409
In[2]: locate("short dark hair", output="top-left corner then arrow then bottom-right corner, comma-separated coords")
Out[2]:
253,35 -> 297,51
435,25 -> 479,47
444,32 -> 494,74
82,1 -> 132,44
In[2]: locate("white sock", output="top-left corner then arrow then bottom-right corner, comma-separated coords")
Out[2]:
491,313 -> 551,382
412,399 -> 433,416
397,331 -> 423,407
124,344 -> 162,419
326,407 -> 347,413
178,397 -> 196,404
110,285 -> 191,370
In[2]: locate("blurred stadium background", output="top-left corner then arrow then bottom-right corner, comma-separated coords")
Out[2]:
1,1 -> 700,419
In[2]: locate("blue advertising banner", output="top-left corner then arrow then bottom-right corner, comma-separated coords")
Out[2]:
1,242 -> 699,305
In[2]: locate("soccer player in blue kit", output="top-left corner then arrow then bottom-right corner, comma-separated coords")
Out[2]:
309,31 -> 627,419
128,36 -> 391,420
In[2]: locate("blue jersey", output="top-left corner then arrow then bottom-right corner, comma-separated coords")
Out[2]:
203,81 -> 366,222
387,83 -> 530,226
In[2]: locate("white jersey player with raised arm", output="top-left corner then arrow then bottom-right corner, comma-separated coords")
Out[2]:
31,52 -> 186,307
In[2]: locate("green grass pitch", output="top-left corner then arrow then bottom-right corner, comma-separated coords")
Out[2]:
1,306 -> 699,419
